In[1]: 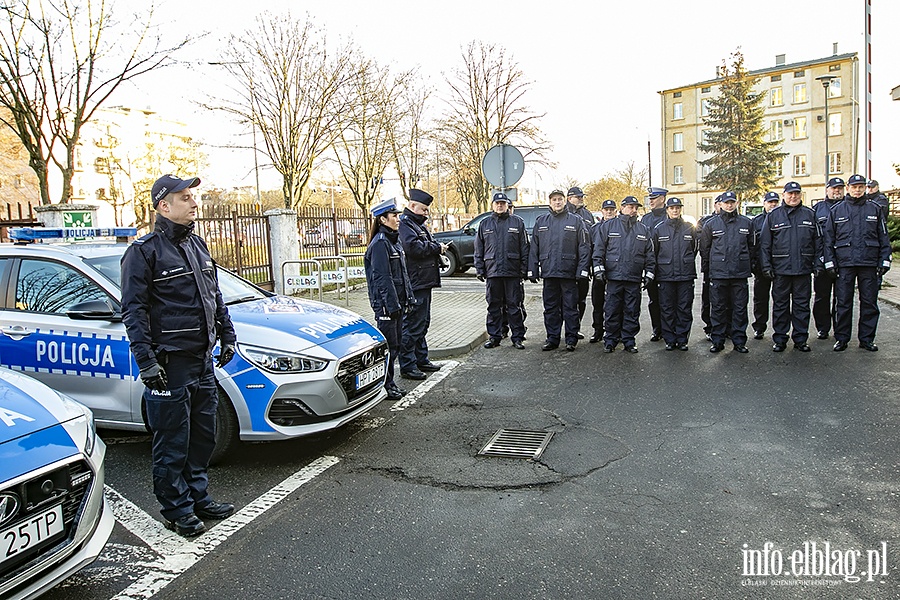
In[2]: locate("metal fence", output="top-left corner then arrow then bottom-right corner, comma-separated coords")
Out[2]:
196,204 -> 273,290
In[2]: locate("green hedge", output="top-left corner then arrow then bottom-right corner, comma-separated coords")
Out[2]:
888,215 -> 900,253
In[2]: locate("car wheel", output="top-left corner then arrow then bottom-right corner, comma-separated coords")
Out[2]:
439,251 -> 458,277
210,389 -> 239,466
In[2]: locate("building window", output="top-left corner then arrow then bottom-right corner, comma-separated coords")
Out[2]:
701,86 -> 711,93
794,69 -> 806,77
673,102 -> 683,119
771,74 -> 782,82
702,197 -> 712,215
829,64 -> 841,72
673,132 -> 684,152
701,99 -> 711,116
673,91 -> 682,98
829,112 -> 842,136
673,165 -> 684,184
793,83 -> 807,103
770,120 -> 784,141
701,163 -> 712,179
793,155 -> 807,176
828,77 -> 841,97
770,87 -> 783,106
793,116 -> 807,139
774,158 -> 784,178
829,152 -> 842,174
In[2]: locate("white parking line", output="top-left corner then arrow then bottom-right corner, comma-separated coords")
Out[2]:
106,455 -> 339,600
390,360 -> 459,411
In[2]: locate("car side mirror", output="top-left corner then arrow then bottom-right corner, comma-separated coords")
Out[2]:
464,226 -> 476,236
66,299 -> 122,322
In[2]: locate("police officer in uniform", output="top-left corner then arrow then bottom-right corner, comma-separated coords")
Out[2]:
700,191 -> 753,353
750,191 -> 781,339
812,177 -> 845,339
823,174 -> 892,351
528,189 -> 591,351
476,192 -> 529,349
566,186 -> 595,338
399,189 -> 448,380
697,196 -> 723,340
758,182 -> 822,352
365,199 -> 415,400
593,196 -> 655,353
121,174 -> 236,538
651,197 -> 698,350
641,187 -> 668,341
865,179 -> 890,216
588,199 -> 619,343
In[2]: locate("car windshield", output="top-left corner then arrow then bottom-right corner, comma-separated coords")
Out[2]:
83,254 -> 269,305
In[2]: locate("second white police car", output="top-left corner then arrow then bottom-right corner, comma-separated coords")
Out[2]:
0,227 -> 389,463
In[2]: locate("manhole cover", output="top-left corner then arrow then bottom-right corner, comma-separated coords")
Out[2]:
478,429 -> 554,460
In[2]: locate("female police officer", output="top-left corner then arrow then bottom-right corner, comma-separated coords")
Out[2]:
365,199 -> 415,400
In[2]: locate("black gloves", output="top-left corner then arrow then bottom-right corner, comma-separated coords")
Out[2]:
140,363 -> 168,391
216,344 -> 236,368
826,267 -> 838,280
878,266 -> 889,277
763,269 -> 775,280
641,275 -> 652,290
477,274 -> 485,282
528,278 -> 539,284
594,272 -> 607,283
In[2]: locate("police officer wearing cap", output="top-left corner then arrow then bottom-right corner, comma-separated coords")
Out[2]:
641,187 -> 668,341
121,174 -> 236,537
758,182 -> 823,352
651,197 -> 698,350
399,189 -> 448,379
812,177 -> 845,338
865,179 -> 890,216
823,174 -> 892,352
699,191 -> 754,353
593,196 -> 656,353
528,189 -> 591,351
566,187 -> 596,337
365,199 -> 415,400
750,191 -> 781,339
588,200 -> 619,343
476,192 -> 529,349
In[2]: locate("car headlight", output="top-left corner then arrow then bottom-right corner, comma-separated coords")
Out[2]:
239,343 -> 329,373
58,394 -> 97,456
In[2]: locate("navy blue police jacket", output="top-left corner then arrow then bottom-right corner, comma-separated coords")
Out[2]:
652,217 -> 698,282
474,211 -> 529,278
640,207 -> 667,231
365,225 -> 415,318
758,203 -> 823,276
823,195 -> 892,270
121,215 -> 236,372
697,212 -> 716,275
866,191 -> 890,216
750,211 -> 770,274
699,211 -> 754,279
592,214 -> 656,283
566,202 -> 596,225
399,208 -> 442,291
813,197 -> 841,228
527,209 -> 591,280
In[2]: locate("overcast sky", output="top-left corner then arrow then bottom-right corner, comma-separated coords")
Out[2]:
119,0 -> 900,193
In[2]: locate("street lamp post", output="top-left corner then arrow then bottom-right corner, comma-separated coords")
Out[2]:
816,75 -> 837,191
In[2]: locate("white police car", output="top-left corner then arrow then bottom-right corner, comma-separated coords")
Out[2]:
0,228 -> 388,463
0,367 -> 113,599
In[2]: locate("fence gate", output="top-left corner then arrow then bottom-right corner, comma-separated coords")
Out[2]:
196,204 -> 273,290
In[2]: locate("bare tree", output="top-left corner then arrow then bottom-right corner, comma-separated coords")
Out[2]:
386,75 -> 431,203
0,0 -> 189,205
583,161 -> 648,210
439,41 -> 551,213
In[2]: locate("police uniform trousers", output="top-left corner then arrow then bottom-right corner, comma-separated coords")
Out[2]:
658,281 -> 694,346
604,280 -> 641,348
700,275 -> 712,334
500,280 -> 528,338
812,273 -> 838,335
590,277 -> 606,337
377,315 -> 403,388
542,277 -> 579,345
645,280 -> 662,337
709,278 -> 749,346
833,266 -> 880,344
576,277 -> 590,325
751,274 -> 773,334
770,274 -> 812,345
400,288 -> 432,372
486,277 -> 526,343
144,351 -> 216,521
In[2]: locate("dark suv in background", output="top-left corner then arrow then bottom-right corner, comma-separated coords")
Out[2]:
433,205 -> 548,276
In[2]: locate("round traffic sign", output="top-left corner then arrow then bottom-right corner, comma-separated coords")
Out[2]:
482,144 -> 525,188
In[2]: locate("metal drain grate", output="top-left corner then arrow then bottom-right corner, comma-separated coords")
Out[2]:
478,429 -> 554,460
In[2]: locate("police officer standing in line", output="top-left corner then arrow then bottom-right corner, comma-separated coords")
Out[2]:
865,179 -> 890,215
528,189 -> 591,351
121,174 -> 236,538
641,187 -> 668,341
651,197 -> 698,351
700,191 -> 754,353
812,177 -> 845,339
758,182 -> 822,352
399,189 -> 448,380
697,196 -> 723,340
588,199 -> 619,343
476,192 -> 529,349
364,199 -> 415,401
750,191 -> 781,339
566,187 -> 596,339
823,174 -> 892,352
593,196 -> 656,353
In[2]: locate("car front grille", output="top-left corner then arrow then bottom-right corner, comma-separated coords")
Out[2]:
336,342 -> 388,401
0,458 -> 94,588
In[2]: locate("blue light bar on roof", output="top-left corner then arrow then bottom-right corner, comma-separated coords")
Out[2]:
9,227 -> 138,241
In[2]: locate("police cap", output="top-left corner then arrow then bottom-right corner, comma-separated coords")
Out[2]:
371,198 -> 402,217
826,177 -> 845,189
783,181 -> 801,193
764,191 -> 780,202
409,188 -> 434,205
567,186 -> 585,198
621,196 -> 639,206
492,192 -> 511,204
665,197 -> 683,207
151,174 -> 200,208
647,187 -> 668,198
601,199 -> 617,210
847,174 -> 867,186
720,191 -> 738,202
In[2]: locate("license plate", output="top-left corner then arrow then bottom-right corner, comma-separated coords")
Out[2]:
1,504 -> 65,565
355,362 -> 386,389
